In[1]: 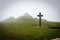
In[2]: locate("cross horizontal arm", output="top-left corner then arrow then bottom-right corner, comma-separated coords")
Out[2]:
37,15 -> 43,17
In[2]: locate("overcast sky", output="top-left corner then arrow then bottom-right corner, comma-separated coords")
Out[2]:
0,0 -> 60,22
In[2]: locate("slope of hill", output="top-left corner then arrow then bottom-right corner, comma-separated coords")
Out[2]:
0,13 -> 60,27
1,17 -> 15,23
0,13 -> 60,40
16,13 -> 33,22
14,13 -> 34,24
47,21 -> 60,27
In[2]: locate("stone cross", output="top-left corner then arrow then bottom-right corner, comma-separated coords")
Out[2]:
37,12 -> 43,26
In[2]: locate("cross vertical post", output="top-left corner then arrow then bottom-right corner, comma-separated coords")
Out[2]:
37,12 -> 43,27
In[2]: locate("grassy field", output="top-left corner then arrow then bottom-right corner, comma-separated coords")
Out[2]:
0,23 -> 57,40
0,18 -> 60,40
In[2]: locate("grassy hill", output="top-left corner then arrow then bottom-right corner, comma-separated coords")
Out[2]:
0,23 -> 55,40
0,18 -> 60,40
0,13 -> 60,40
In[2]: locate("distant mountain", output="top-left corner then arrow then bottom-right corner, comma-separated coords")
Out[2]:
17,13 -> 33,19
0,13 -> 47,24
0,13 -> 34,23
1,17 -> 15,23
16,13 -> 33,22
0,13 -> 60,27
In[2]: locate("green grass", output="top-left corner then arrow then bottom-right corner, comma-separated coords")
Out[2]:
0,23 -> 55,40
0,18 -> 60,40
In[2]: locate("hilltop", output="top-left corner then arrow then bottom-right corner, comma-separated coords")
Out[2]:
0,13 -> 60,27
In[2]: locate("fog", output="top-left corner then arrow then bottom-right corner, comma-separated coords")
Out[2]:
0,0 -> 60,22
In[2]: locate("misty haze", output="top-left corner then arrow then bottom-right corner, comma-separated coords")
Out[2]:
0,0 -> 60,40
